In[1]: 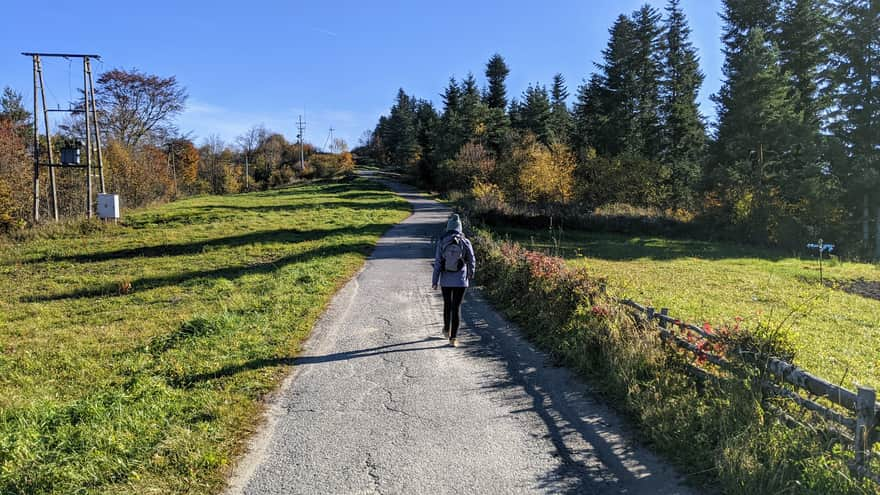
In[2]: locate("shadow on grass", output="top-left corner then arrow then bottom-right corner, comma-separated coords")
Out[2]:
495,227 -> 788,263
30,223 -> 398,264
173,337 -> 446,388
22,240 -> 377,303
121,199 -> 408,230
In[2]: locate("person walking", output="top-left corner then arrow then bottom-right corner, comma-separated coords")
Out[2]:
432,214 -> 476,347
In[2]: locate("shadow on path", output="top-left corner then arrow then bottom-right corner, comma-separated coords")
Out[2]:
459,291 -> 680,495
175,337 -> 446,388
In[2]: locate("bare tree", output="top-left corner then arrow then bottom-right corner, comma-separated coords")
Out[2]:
236,125 -> 267,191
202,134 -> 225,194
95,68 -> 188,147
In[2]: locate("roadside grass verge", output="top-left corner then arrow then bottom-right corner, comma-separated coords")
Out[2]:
0,177 -> 410,494
488,225 -> 880,391
472,228 -> 877,494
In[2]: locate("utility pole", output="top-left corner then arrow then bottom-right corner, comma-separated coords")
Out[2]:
244,152 -> 249,191
85,57 -> 105,194
83,57 -> 93,218
36,58 -> 58,221
297,115 -> 306,171
23,52 -> 103,222
31,56 -> 40,222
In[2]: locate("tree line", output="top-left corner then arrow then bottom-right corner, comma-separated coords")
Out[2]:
0,71 -> 352,231
358,0 -> 879,257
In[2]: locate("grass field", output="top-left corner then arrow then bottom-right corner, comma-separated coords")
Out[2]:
0,177 -> 410,494
490,225 -> 880,390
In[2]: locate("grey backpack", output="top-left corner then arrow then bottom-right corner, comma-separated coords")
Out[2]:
440,234 -> 465,272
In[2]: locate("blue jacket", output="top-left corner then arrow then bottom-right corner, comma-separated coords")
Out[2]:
432,230 -> 476,288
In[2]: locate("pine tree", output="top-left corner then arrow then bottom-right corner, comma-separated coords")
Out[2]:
826,0 -> 880,254
721,0 -> 782,48
437,77 -> 465,161
460,73 -> 486,137
572,75 -> 604,155
441,77 -> 461,115
778,0 -> 829,129
660,0 -> 706,207
0,87 -> 30,129
594,14 -> 640,156
386,89 -> 421,169
710,23 -> 801,242
516,84 -> 553,145
414,100 -> 440,183
549,73 -> 573,144
631,4 -> 664,158
484,54 -> 510,110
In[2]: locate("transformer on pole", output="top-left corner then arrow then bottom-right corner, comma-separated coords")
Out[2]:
22,52 -> 107,222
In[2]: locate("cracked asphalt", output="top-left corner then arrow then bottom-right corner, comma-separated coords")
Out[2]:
224,174 -> 698,495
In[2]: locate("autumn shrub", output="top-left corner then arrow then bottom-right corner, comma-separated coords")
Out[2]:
515,140 -> 575,206
268,166 -> 295,188
471,227 -> 874,494
311,153 -> 355,179
0,119 -> 30,226
470,181 -> 509,215
0,177 -> 25,233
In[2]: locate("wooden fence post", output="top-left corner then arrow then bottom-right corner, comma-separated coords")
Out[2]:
659,308 -> 669,329
855,386 -> 877,475
647,307 -> 655,323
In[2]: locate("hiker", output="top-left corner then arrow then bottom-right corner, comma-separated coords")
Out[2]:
432,214 -> 476,347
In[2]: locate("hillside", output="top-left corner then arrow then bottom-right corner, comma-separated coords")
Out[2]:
0,177 -> 410,494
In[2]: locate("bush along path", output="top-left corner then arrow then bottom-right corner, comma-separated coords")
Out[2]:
471,229 -> 880,495
224,172 -> 694,494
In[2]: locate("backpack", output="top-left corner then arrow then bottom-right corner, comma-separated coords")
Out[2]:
440,234 -> 465,272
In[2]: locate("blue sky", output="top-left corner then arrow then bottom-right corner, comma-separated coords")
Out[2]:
0,0 -> 723,150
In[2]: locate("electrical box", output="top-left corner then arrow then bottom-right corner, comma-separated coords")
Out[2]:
60,147 -> 80,165
97,193 -> 120,220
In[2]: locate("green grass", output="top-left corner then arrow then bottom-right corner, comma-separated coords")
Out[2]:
491,226 -> 880,390
0,177 -> 410,494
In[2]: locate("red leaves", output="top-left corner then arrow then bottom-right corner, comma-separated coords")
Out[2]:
591,305 -> 610,317
524,251 -> 566,280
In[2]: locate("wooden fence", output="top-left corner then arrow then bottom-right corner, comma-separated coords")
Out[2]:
619,299 -> 880,482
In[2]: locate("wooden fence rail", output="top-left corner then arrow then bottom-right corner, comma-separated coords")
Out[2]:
619,299 -> 879,480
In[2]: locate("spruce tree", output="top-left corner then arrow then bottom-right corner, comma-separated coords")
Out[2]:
441,77 -> 461,115
661,0 -> 706,207
0,87 -> 30,129
414,100 -> 440,183
460,73 -> 489,144
387,89 -> 421,169
778,0 -> 829,129
721,0 -> 782,47
595,14 -> 639,156
484,54 -> 510,110
572,75 -> 604,155
549,73 -> 573,144
517,84 -> 553,145
631,4 -> 664,158
437,77 -> 465,161
827,0 -> 880,254
710,24 -> 800,242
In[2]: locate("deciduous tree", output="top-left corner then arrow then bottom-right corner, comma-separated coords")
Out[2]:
95,68 -> 187,147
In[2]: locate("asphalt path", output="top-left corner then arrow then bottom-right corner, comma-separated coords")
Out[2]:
225,173 -> 698,495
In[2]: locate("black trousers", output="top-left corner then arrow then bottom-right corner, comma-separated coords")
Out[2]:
441,287 -> 466,339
